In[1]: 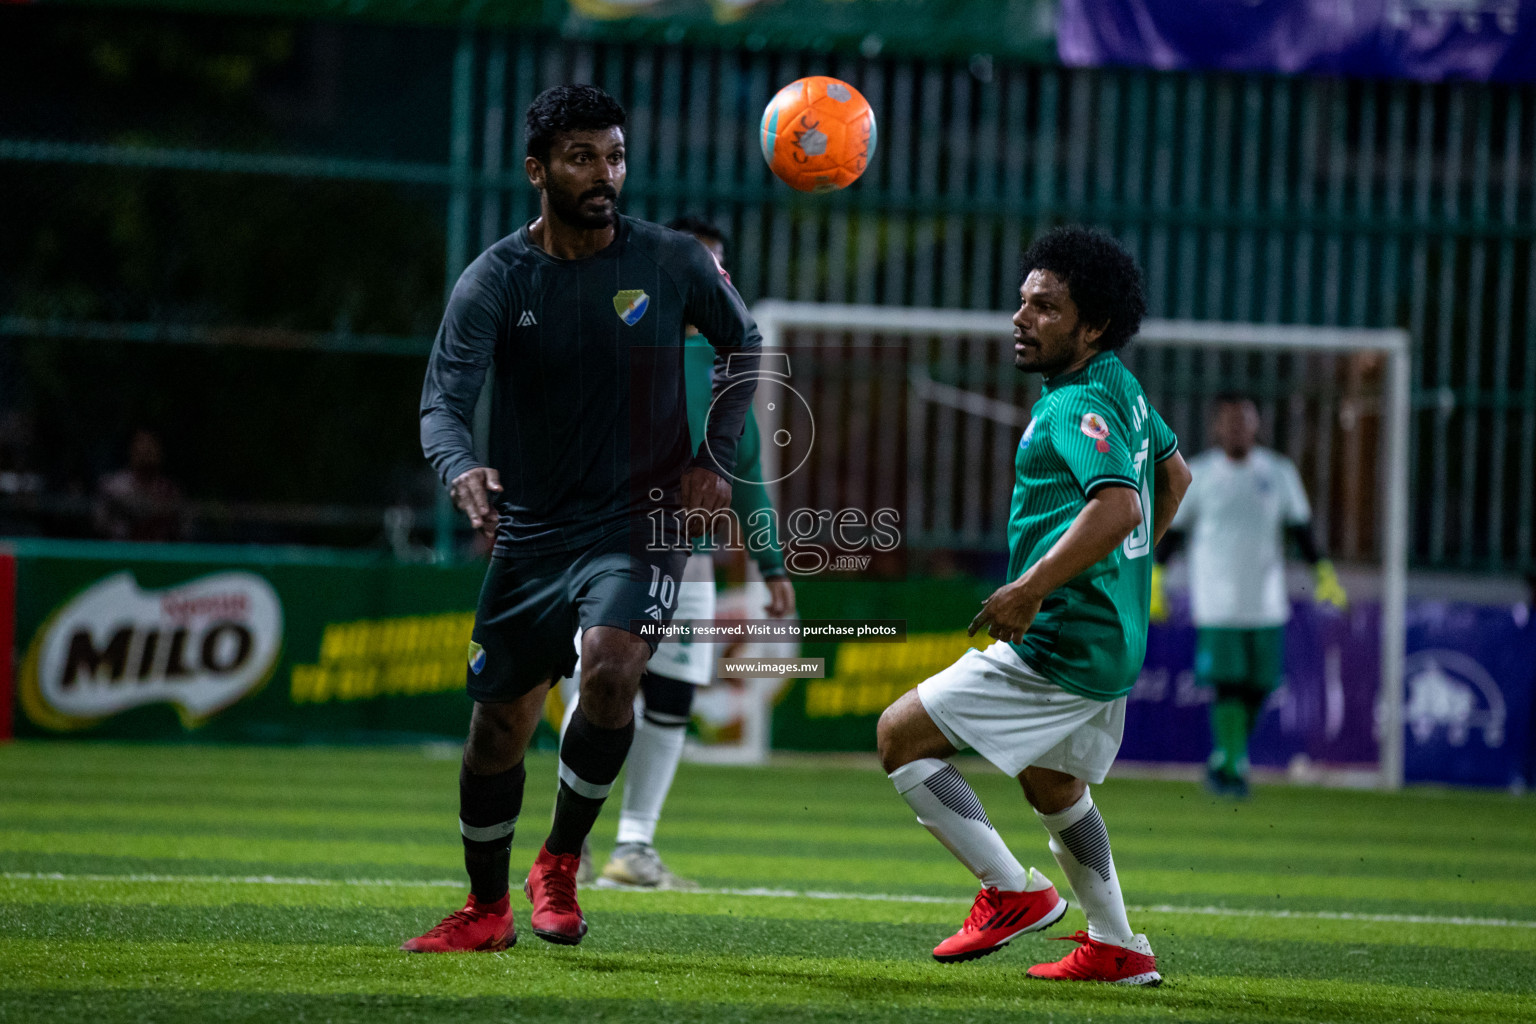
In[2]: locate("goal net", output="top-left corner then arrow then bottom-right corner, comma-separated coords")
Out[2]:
748,300 -> 1410,790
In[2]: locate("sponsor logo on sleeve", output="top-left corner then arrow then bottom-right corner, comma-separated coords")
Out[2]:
1081,412 -> 1111,452
1080,412 -> 1110,439
20,571 -> 283,731
1020,418 -> 1037,450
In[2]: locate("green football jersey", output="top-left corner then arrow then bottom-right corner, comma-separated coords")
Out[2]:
1008,351 -> 1179,701
684,332 -> 785,575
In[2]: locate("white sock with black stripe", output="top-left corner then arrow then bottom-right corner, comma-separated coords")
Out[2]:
1036,788 -> 1134,945
614,706 -> 688,846
889,758 -> 1045,893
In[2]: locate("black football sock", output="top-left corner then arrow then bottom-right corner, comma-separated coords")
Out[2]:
547,705 -> 634,856
460,758 -> 525,902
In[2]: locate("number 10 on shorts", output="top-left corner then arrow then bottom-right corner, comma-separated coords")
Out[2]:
649,566 -> 676,610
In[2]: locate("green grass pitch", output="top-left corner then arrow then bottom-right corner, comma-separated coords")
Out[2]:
2,743 -> 1534,1023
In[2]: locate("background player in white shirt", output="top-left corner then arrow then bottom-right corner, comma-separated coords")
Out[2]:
1152,393 -> 1347,797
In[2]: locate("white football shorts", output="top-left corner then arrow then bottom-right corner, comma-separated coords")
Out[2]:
644,552 -> 716,685
916,641 -> 1126,783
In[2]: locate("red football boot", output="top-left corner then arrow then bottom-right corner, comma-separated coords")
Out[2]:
399,892 -> 515,953
525,844 -> 588,945
932,881 -> 1069,963
1027,930 -> 1161,986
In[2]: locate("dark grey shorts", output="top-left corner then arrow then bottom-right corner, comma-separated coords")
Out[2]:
465,531 -> 688,703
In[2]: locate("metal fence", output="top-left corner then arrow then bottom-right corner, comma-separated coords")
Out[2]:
756,304 -> 1408,567
3,17 -> 1534,571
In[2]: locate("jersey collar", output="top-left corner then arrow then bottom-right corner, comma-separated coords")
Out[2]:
519,215 -> 630,265
1041,349 -> 1117,393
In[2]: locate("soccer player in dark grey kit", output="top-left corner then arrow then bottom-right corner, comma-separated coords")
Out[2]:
404,85 -> 760,953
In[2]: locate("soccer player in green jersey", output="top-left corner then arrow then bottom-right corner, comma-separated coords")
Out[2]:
877,226 -> 1191,984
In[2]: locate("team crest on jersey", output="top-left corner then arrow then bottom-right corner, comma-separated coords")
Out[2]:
613,289 -> 650,326
467,641 -> 486,675
1020,418 -> 1037,450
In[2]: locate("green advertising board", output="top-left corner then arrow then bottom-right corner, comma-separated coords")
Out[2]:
2,540 -> 488,743
774,575 -> 995,752
0,538 -> 1000,753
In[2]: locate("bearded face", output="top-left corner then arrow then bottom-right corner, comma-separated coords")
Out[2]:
546,175 -> 619,229
1011,269 -> 1104,377
534,127 -> 626,231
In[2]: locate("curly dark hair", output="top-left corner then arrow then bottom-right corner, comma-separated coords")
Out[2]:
524,85 -> 627,164
666,215 -> 728,260
1019,225 -> 1147,352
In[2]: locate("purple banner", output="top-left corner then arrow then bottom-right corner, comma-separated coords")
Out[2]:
1059,0 -> 1536,83
1402,600 -> 1534,787
1122,597 -> 1536,787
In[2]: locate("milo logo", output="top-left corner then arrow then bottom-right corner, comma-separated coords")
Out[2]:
20,571 -> 283,730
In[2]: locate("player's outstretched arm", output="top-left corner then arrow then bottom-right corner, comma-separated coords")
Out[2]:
729,412 -> 795,616
1145,453 -> 1192,624
1278,459 -> 1347,608
420,263 -> 504,535
969,486 -> 1143,644
1151,451 -> 1192,547
680,239 -> 761,478
681,465 -> 732,535
1286,522 -> 1349,609
764,576 -> 796,618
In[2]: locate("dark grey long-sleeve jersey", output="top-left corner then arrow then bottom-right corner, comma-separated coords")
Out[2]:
420,216 -> 762,557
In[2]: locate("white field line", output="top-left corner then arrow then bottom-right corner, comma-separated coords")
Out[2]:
1129,903 -> 1536,929
0,871 -> 463,888
4,871 -> 1535,930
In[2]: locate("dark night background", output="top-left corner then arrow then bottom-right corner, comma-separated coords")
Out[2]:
1,8 -> 458,543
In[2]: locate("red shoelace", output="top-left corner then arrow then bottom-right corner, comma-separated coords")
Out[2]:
423,904 -> 489,938
539,858 -> 580,911
961,887 -> 1003,931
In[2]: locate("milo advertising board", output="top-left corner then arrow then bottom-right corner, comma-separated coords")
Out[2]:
20,569 -> 284,732
1,540 -> 486,743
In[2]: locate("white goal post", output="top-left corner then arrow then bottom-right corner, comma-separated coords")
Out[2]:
750,300 -> 1411,790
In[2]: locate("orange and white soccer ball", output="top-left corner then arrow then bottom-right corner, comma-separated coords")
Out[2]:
759,76 -> 877,193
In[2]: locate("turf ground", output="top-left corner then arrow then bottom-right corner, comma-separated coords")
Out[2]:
1,743 -> 1534,1024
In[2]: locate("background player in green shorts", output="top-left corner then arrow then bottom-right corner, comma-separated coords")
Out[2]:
406,86 -> 760,954
877,226 -> 1190,984
1152,393 -> 1348,798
